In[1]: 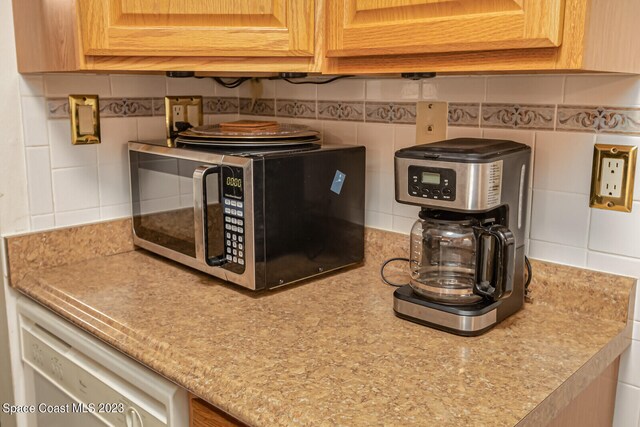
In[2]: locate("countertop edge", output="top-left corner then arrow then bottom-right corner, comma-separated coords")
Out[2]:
517,280 -> 637,426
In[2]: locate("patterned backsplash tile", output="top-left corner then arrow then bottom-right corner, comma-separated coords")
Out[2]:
44,95 -> 640,136
482,104 -> 555,130
365,102 -> 416,124
317,101 -> 364,121
557,106 -> 640,135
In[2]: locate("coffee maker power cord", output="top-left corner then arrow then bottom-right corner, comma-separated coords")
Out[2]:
380,256 -> 534,298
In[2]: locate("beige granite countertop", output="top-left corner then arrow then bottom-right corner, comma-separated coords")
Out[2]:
4,219 -> 637,426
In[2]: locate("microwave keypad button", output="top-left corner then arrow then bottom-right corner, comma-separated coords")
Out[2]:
237,210 -> 243,218
231,209 -> 237,216
239,243 -> 243,250
233,256 -> 238,263
231,218 -> 237,225
238,236 -> 243,243
226,255 -> 233,261
239,251 -> 243,257
230,200 -> 237,207
224,199 -> 230,206
237,202 -> 243,209
232,241 -> 237,248
239,259 -> 245,265
225,224 -> 231,230
233,249 -> 237,255
226,232 -> 231,239
238,219 -> 244,226
232,234 -> 237,241
225,217 -> 231,223
226,239 -> 231,246
238,227 -> 244,234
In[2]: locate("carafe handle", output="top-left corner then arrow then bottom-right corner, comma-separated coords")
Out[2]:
473,225 -> 515,301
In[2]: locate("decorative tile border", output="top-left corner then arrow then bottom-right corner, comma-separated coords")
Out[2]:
557,105 -> 640,135
239,98 -> 275,116
448,103 -> 480,127
276,99 -> 316,119
99,98 -> 153,118
42,95 -> 640,136
365,102 -> 416,124
317,101 -> 364,121
203,96 -> 239,115
47,98 -> 70,119
481,103 -> 555,130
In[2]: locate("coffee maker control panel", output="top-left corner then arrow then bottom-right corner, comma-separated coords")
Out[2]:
408,166 -> 456,201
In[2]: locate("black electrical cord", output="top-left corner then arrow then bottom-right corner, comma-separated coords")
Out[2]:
212,77 -> 251,88
524,255 -> 533,301
279,75 -> 355,85
380,257 -> 410,287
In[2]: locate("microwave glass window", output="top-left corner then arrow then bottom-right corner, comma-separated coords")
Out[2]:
422,172 -> 441,185
130,152 -> 201,258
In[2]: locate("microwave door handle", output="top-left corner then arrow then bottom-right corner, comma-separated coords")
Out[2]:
193,165 -> 225,266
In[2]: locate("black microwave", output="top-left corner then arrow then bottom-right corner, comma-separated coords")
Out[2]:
128,141 -> 365,290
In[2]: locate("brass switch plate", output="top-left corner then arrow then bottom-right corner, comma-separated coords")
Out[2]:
415,101 -> 447,145
69,95 -> 100,145
590,144 -> 637,212
165,96 -> 203,146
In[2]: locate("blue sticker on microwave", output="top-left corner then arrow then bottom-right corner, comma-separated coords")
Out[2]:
331,170 -> 346,195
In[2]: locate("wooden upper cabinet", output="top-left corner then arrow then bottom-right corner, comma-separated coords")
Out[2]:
327,0 -> 565,57
77,0 -> 315,57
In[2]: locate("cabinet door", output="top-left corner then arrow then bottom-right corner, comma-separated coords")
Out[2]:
327,0 -> 565,57
78,0 -> 314,57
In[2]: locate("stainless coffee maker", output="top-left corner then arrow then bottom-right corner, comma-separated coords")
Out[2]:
393,138 -> 531,336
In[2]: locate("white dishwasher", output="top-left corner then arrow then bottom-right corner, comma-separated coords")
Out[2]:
16,297 -> 188,427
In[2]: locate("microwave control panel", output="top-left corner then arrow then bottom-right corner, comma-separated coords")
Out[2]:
407,165 -> 456,201
222,166 -> 246,273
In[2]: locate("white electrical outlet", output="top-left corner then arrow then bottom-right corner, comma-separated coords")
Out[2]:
599,157 -> 624,197
172,105 -> 185,131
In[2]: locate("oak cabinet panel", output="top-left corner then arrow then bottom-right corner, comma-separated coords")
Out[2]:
77,0 -> 315,57
327,0 -> 565,57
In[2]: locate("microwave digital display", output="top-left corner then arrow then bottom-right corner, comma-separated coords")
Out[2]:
222,166 -> 244,200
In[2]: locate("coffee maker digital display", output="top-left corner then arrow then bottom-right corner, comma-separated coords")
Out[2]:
393,138 -> 531,336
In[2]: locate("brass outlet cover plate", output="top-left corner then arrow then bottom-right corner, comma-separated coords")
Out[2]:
415,101 -> 447,145
165,96 -> 203,146
69,95 -> 100,145
590,144 -> 637,212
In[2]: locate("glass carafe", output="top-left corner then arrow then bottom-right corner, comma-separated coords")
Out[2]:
409,211 -> 515,305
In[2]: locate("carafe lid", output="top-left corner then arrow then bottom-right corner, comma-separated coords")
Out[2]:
395,138 -> 529,163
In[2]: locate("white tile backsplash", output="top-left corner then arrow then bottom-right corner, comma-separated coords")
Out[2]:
110,75 -> 167,98
357,123 -> 394,172
364,171 -> 394,214
19,75 -> 44,97
586,251 -> 640,278
528,240 -> 587,267
530,190 -> 590,248
54,208 -> 101,227
365,210 -> 393,230
366,79 -> 420,101
98,118 -> 138,165
100,203 -> 131,221
98,162 -> 130,206
321,121 -> 358,145
621,340 -> 640,388
52,166 -> 100,212
589,203 -> 640,258
533,131 -> 595,194
486,75 -> 564,104
166,76 -> 215,96
21,97 -> 49,146
137,116 -> 167,141
44,74 -> 112,97
25,147 -> 54,215
275,80 -> 316,100
30,214 -> 54,231
422,76 -> 486,102
565,75 -> 640,107
49,120 -> 97,169
447,126 -> 482,139
317,79 -> 365,100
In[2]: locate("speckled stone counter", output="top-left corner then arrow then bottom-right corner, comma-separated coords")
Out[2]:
4,220 -> 637,426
